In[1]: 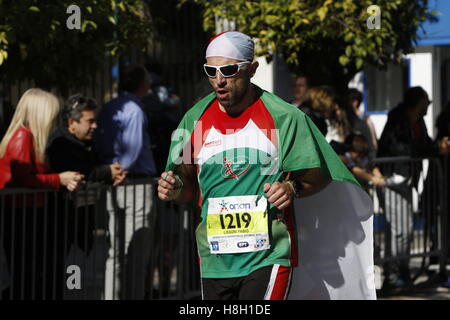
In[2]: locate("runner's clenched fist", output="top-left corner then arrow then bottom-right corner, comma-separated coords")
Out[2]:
158,170 -> 183,201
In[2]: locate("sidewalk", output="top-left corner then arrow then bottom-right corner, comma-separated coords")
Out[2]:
379,279 -> 450,300
377,262 -> 450,300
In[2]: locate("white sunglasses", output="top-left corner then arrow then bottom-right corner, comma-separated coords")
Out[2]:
203,61 -> 250,78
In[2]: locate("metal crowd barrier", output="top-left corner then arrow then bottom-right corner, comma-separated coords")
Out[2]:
368,156 -> 448,282
0,178 -> 201,300
1,157 -> 448,299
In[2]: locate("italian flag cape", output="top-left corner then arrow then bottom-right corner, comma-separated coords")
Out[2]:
166,85 -> 376,300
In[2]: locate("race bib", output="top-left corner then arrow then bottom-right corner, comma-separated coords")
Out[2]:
206,195 -> 270,254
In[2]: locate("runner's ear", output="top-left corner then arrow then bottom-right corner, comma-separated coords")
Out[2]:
249,61 -> 259,78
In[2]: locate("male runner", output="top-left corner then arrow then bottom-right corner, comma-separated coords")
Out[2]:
158,31 -> 368,300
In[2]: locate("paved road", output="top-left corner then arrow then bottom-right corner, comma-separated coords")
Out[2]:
377,264 -> 450,300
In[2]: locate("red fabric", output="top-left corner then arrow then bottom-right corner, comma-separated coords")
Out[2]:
208,31 -> 229,44
0,127 -> 60,206
187,98 -> 278,161
0,153 -> 11,188
267,265 -> 292,300
283,204 -> 298,268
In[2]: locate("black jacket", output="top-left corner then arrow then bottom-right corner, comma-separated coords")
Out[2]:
46,127 -> 112,183
378,105 -> 438,182
378,105 -> 438,159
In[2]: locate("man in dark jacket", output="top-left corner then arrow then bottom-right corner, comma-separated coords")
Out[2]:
46,94 -> 126,298
47,95 -> 126,184
379,87 -> 449,161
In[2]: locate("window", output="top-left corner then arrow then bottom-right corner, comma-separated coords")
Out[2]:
364,60 -> 409,113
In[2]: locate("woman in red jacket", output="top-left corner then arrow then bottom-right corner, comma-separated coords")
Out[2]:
0,88 -> 83,299
0,88 -> 82,191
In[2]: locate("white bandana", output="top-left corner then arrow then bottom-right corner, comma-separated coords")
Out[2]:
205,31 -> 254,61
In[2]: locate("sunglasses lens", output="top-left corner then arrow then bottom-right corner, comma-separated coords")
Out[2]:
220,64 -> 239,77
204,65 -> 217,78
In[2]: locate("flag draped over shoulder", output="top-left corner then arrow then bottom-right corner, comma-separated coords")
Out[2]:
165,85 -> 376,300
290,181 -> 375,300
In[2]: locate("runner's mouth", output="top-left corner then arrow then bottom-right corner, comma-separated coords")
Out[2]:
217,89 -> 229,98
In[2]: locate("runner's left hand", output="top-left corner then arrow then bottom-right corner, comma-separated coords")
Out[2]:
263,181 -> 294,210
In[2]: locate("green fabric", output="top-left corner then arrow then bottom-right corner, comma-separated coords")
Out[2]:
165,91 -> 215,173
259,88 -> 359,186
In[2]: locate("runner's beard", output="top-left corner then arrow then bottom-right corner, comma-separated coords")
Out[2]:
217,82 -> 250,109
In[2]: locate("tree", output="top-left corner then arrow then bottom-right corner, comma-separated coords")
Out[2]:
184,0 -> 436,93
0,0 -> 153,94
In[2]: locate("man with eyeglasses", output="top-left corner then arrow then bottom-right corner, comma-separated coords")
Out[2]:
47,94 -> 126,186
158,31 -> 376,300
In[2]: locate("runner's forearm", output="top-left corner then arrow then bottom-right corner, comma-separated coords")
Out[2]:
173,164 -> 198,203
292,168 -> 331,198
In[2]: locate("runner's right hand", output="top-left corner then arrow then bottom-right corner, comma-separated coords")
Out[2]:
157,171 -> 182,201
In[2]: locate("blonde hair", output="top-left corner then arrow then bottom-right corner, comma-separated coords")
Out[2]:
0,88 -> 60,163
305,86 -> 336,117
305,86 -> 350,138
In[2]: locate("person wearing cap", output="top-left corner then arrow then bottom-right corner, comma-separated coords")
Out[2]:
158,31 -> 376,300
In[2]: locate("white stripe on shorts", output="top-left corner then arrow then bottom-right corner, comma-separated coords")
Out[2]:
263,264 -> 280,300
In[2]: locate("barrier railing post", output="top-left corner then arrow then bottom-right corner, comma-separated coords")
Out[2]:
439,156 -> 448,278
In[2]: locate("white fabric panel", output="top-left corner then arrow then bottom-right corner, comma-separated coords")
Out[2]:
289,181 -> 376,300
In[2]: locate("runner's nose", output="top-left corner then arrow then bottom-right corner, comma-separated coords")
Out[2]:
215,72 -> 226,86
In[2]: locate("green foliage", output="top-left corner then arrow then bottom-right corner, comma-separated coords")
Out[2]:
184,0 -> 434,91
0,0 -> 153,93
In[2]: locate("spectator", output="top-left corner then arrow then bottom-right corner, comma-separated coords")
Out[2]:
291,73 -> 309,107
45,94 -> 127,299
303,86 -> 350,143
436,101 -> 450,141
379,86 -> 450,159
377,86 -> 450,292
94,64 -> 157,299
347,88 -> 378,151
339,132 -> 385,190
297,86 -> 327,136
47,94 -> 126,185
150,72 -> 182,121
142,71 -> 180,174
435,101 -> 450,275
344,89 -> 377,160
0,89 -> 82,191
141,70 -> 182,297
0,88 -> 83,299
